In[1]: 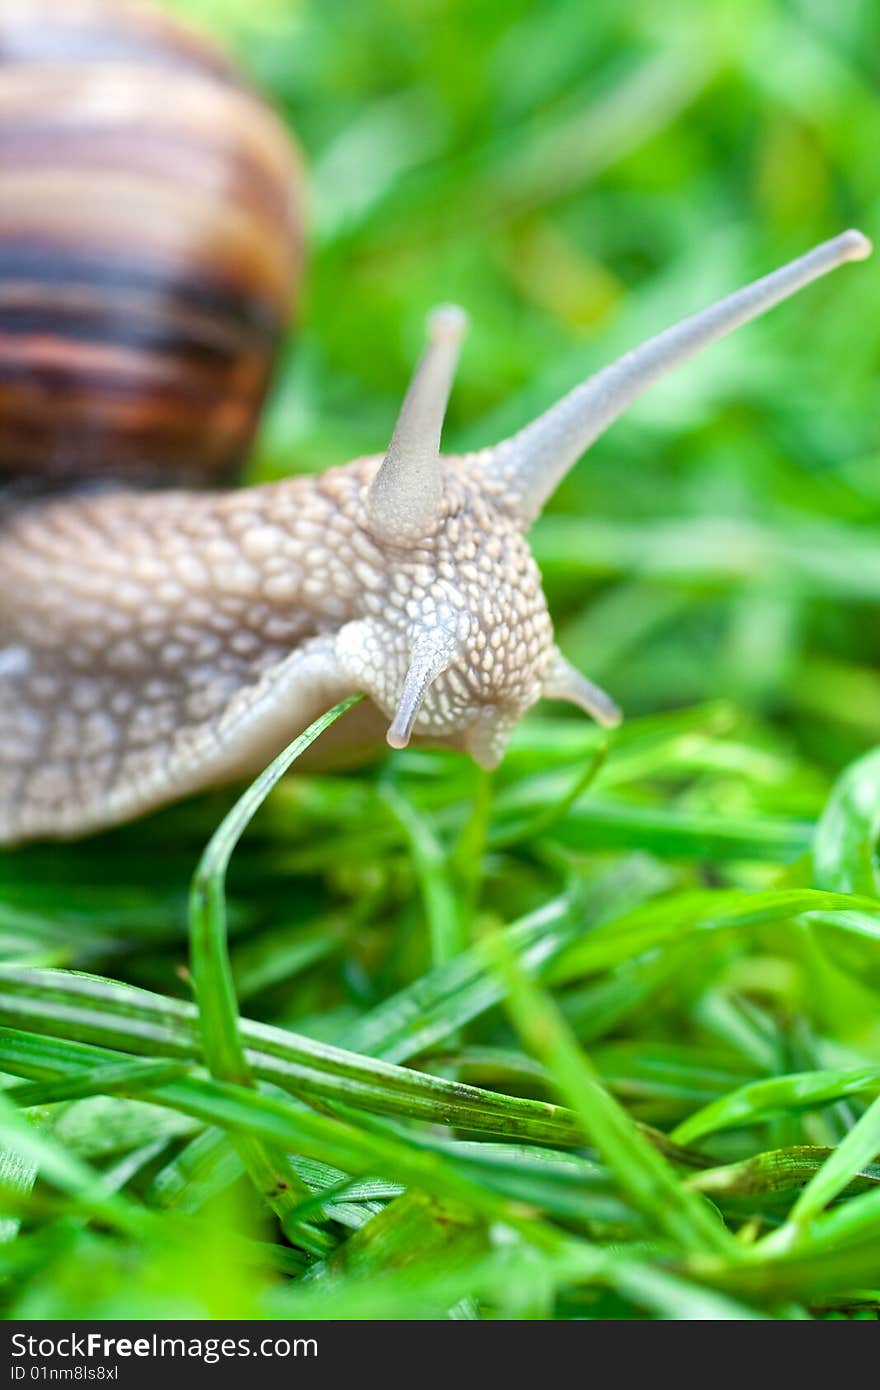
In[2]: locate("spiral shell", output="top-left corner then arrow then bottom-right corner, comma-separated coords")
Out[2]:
0,0 -> 303,484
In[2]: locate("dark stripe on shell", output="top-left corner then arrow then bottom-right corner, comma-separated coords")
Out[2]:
0,299 -> 274,363
0,241 -> 284,338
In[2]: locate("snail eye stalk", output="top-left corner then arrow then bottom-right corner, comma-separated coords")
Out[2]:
484,230 -> 872,525
367,305 -> 469,547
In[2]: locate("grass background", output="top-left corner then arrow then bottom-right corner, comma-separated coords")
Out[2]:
2,0 -> 880,1319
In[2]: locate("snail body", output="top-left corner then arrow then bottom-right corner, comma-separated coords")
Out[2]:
0,1 -> 872,845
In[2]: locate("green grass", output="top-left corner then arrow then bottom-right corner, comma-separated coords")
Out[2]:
2,0 -> 880,1320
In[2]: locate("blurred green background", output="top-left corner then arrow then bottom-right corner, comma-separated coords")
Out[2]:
178,0 -> 880,765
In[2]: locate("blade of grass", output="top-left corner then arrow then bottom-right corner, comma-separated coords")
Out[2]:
810,745 -> 880,987
688,1145 -> 880,1200
488,741 -> 608,849
0,1001 -> 586,1147
485,930 -> 737,1257
0,1146 -> 35,1243
672,1068 -> 880,1146
379,781 -> 465,967
0,1029 -> 573,1247
0,1091 -> 145,1239
5,1060 -> 189,1110
339,855 -> 669,1060
778,1093 -> 880,1231
541,798 -> 811,862
551,887 -> 880,983
190,693 -> 363,1083
188,694 -> 363,1253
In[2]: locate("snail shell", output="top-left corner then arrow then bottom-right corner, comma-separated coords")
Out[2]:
0,0 -> 303,484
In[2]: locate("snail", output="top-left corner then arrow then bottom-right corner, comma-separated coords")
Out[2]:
0,1 -> 871,845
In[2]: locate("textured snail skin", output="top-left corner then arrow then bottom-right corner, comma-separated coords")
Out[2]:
0,0 -> 303,484
0,456 -> 559,842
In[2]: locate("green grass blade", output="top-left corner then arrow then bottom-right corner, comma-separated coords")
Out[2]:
340,856 -> 667,1060
788,1093 -> 880,1227
688,1146 -> 880,1201
6,1060 -> 189,1109
552,888 -> 880,982
188,695 -> 362,1252
673,1069 -> 880,1146
190,694 -> 363,1083
0,981 -> 588,1146
379,782 -> 465,967
0,1091 -> 144,1238
486,931 -> 737,1257
813,746 -> 880,898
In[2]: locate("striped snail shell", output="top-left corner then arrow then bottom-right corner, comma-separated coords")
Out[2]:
0,0 -> 303,485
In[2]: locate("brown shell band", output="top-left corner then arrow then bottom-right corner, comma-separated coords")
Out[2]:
0,0 -> 303,483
